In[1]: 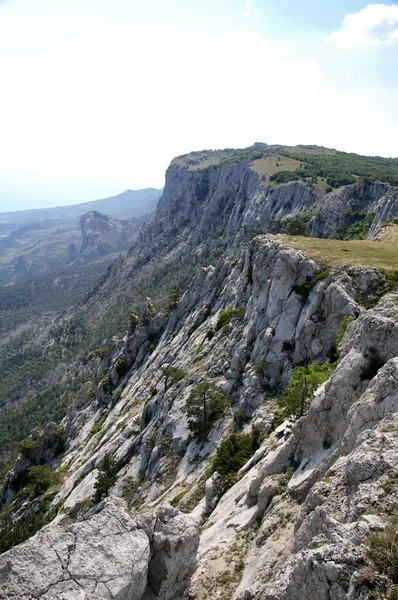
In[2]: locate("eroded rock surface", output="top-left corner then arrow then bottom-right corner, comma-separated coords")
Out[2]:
0,499 -> 200,600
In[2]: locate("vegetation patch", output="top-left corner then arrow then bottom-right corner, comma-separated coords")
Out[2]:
367,515 -> 398,598
279,362 -> 336,419
92,454 -> 119,504
186,381 -> 231,441
333,210 -> 376,240
212,433 -> 258,479
278,233 -> 398,272
215,306 -> 245,332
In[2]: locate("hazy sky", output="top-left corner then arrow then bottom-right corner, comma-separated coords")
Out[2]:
0,0 -> 398,211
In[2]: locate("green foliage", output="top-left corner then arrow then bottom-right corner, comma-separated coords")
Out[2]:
205,328 -> 215,341
215,306 -> 245,332
115,358 -> 128,377
99,375 -> 112,393
89,412 -> 109,439
163,366 -> 187,390
333,210 -> 376,240
92,454 -> 119,504
272,148 -> 398,188
186,381 -> 231,440
0,493 -> 60,554
166,284 -> 182,311
336,316 -> 355,350
212,433 -> 257,477
233,411 -> 249,431
198,149 -> 265,172
26,465 -> 60,498
282,212 -> 313,236
279,363 -> 336,419
19,437 -> 40,460
293,270 -> 330,298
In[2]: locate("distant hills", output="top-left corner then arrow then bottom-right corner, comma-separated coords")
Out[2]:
0,188 -> 162,235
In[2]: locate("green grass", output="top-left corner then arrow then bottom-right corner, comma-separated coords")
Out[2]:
275,227 -> 398,272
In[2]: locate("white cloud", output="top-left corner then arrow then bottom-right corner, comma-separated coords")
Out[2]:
235,0 -> 257,18
326,3 -> 398,49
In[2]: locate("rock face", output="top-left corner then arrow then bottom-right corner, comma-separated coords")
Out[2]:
0,499 -> 200,600
3,149 -> 398,600
76,210 -> 143,262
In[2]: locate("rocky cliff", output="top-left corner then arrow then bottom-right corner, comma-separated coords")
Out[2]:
76,210 -> 146,262
2,146 -> 398,600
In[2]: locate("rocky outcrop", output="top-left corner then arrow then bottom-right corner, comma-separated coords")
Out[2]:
76,211 -> 142,262
0,499 -> 200,600
189,293 -> 398,600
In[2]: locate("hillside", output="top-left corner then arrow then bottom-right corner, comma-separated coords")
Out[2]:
1,144 -> 398,600
0,188 -> 161,232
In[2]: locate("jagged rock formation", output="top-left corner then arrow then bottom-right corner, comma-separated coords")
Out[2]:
2,146 -> 398,600
0,499 -> 200,600
76,210 -> 143,262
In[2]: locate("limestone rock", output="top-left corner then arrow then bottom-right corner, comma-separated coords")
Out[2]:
0,499 -> 200,600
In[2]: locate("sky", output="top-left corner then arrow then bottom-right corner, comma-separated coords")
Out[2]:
0,0 -> 398,211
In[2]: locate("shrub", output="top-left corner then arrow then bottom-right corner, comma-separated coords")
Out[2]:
293,270 -> 330,298
212,433 -> 257,478
167,284 -> 182,311
205,328 -> 215,341
279,362 -> 335,419
26,465 -> 60,497
215,306 -> 245,332
99,375 -> 112,393
92,454 -> 119,504
283,212 -> 312,236
115,359 -> 128,377
19,437 -> 40,460
233,411 -> 249,431
51,425 -> 67,456
163,366 -> 187,391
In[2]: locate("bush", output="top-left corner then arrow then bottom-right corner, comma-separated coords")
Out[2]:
26,465 -> 60,497
166,284 -> 182,311
212,433 -> 257,477
233,411 -> 249,431
205,328 -> 215,341
163,366 -> 187,391
279,362 -> 335,419
115,359 -> 128,377
282,212 -> 313,236
99,375 -> 112,393
92,454 -> 119,504
293,270 -> 330,298
215,306 -> 245,332
19,437 -> 40,460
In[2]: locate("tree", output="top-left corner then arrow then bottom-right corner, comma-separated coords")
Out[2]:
279,363 -> 334,419
186,381 -> 230,440
163,366 -> 186,391
92,454 -> 119,504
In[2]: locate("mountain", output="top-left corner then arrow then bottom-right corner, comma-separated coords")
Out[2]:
1,144 -> 398,599
0,188 -> 162,234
